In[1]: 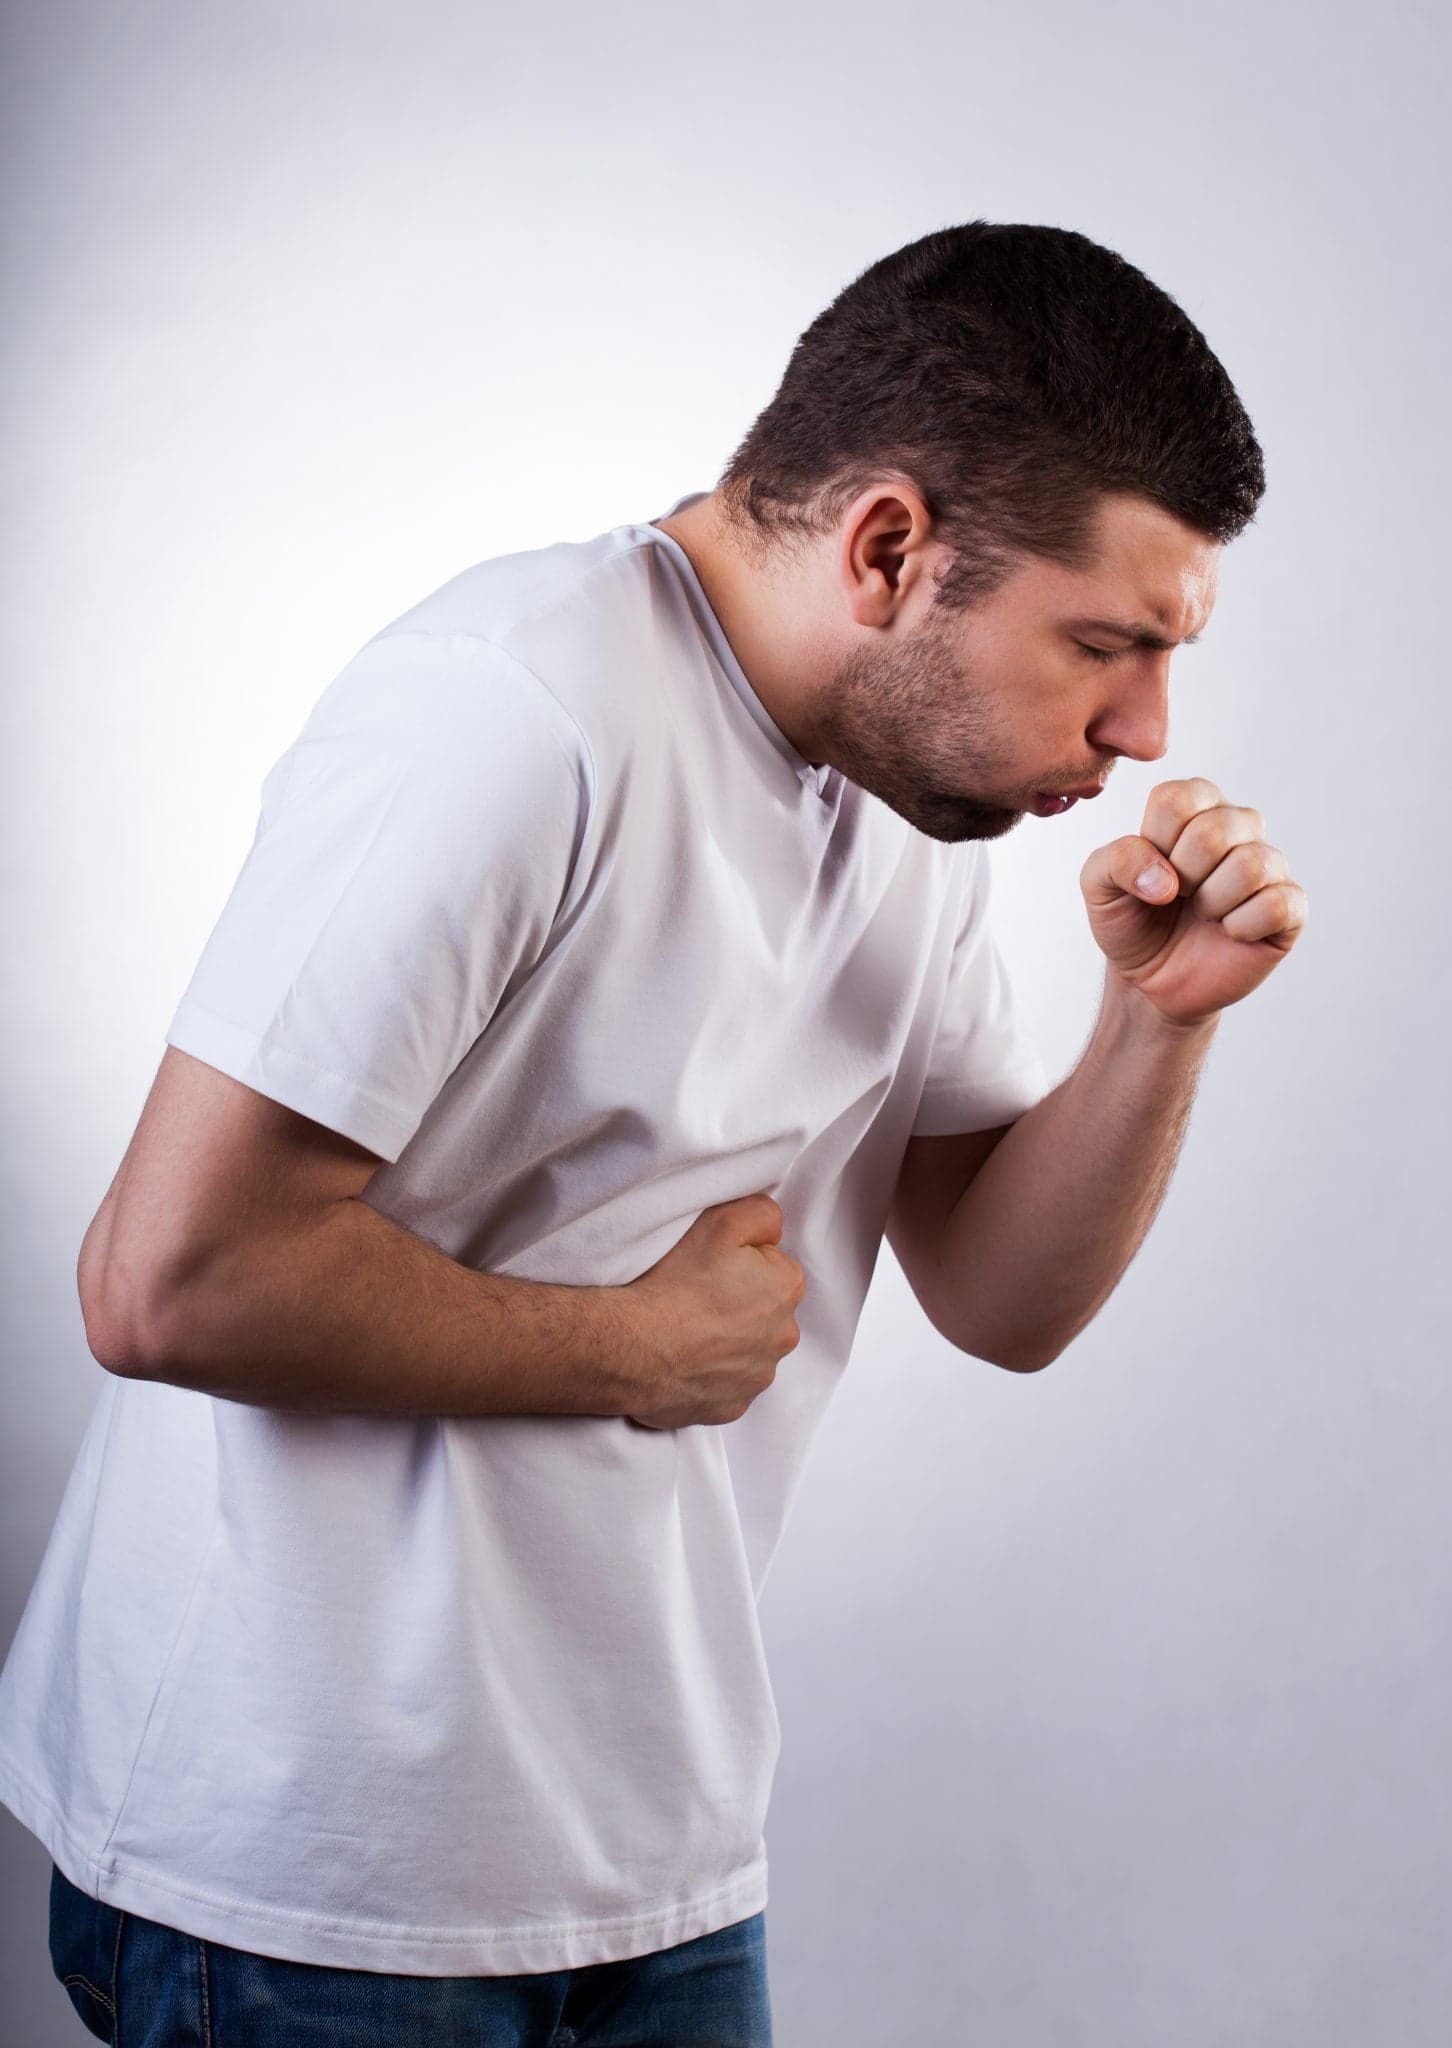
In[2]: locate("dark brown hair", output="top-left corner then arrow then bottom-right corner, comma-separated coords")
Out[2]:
716,221 -> 1266,609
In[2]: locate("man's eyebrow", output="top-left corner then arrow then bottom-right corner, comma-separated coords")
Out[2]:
1068,615 -> 1201,651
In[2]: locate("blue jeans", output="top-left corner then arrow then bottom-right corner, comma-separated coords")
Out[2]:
49,1863 -> 774,2046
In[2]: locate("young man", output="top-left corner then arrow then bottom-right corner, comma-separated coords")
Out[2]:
3,220 -> 1304,2046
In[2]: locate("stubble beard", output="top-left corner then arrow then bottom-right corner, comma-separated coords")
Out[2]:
814,608 -> 1027,844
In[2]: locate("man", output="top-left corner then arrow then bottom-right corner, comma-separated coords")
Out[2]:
2,220 -> 1304,2046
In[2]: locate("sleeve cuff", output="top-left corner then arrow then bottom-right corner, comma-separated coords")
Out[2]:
908,1050 -> 1052,1137
164,999 -> 418,1165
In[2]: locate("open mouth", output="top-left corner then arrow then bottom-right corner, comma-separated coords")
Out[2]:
1029,778 -> 1106,817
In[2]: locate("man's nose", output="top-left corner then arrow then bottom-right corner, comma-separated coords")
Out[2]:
1087,659 -> 1171,763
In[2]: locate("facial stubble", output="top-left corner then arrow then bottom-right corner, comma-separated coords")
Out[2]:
814,604 -> 1027,843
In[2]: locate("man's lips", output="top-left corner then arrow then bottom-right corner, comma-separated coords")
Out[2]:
1028,780 -> 1107,816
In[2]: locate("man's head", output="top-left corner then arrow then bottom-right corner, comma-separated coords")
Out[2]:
665,221 -> 1262,843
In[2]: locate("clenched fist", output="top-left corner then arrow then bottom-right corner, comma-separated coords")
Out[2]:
1081,777 -> 1308,1026
621,1192 -> 806,1430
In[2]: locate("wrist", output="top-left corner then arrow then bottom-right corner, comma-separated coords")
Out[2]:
1098,970 -> 1223,1052
591,1278 -> 670,1418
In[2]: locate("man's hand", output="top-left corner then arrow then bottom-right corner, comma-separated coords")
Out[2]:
621,1193 -> 807,1429
1080,776 -> 1308,1027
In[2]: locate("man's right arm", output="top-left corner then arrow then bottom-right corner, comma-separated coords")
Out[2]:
80,1046 -> 803,1424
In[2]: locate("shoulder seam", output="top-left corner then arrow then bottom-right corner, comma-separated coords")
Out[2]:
367,626 -> 600,822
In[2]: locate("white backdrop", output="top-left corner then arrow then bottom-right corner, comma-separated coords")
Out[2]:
3,2 -> 1449,2042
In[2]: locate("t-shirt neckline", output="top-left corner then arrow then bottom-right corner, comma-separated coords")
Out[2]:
641,494 -> 840,804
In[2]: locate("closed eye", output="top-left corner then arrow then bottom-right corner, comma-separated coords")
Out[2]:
1076,643 -> 1124,664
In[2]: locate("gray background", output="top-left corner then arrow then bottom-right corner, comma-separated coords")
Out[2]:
3,2 -> 1448,2042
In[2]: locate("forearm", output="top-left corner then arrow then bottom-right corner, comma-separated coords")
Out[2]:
107,1195 -> 645,1418
938,970 -> 1220,1370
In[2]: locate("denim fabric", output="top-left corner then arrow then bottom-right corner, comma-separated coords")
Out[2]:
49,1863 -> 774,2046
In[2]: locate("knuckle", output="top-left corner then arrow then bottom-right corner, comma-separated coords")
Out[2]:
1240,842 -> 1279,887
1249,881 -> 1290,922
1152,776 -> 1218,816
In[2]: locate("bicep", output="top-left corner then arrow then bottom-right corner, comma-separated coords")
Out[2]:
884,1123 -> 1014,1345
79,1044 -> 384,1367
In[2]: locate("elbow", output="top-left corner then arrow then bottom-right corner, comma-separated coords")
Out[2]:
79,1292 -> 158,1378
947,1320 -> 1064,1374
926,1306 -> 1050,1374
77,1213 -> 183,1380
947,1301 -> 1095,1374
994,1348 -> 1061,1374
76,1207 -> 149,1376
979,1343 -> 1060,1374
77,1267 -> 169,1380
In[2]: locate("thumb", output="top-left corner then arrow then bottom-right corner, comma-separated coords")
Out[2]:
1080,834 -> 1180,909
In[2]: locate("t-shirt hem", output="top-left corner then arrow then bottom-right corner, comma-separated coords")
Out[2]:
0,1757 -> 768,1976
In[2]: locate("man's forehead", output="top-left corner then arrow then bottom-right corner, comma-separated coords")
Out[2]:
1073,496 -> 1221,638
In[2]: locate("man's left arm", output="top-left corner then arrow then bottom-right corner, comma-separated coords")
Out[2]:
888,777 -> 1309,1372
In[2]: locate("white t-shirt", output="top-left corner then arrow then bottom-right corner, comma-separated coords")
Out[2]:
0,495 -> 1049,1974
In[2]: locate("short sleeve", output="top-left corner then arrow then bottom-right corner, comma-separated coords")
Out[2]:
909,844 -> 1051,1137
164,630 -> 595,1164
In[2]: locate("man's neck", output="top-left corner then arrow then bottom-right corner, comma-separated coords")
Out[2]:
651,494 -> 827,767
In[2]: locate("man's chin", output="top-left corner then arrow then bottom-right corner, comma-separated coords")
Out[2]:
898,792 -> 1026,843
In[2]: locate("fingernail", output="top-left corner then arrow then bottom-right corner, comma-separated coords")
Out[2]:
1137,865 -> 1174,898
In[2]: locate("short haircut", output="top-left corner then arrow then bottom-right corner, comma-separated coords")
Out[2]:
715,221 -> 1266,609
